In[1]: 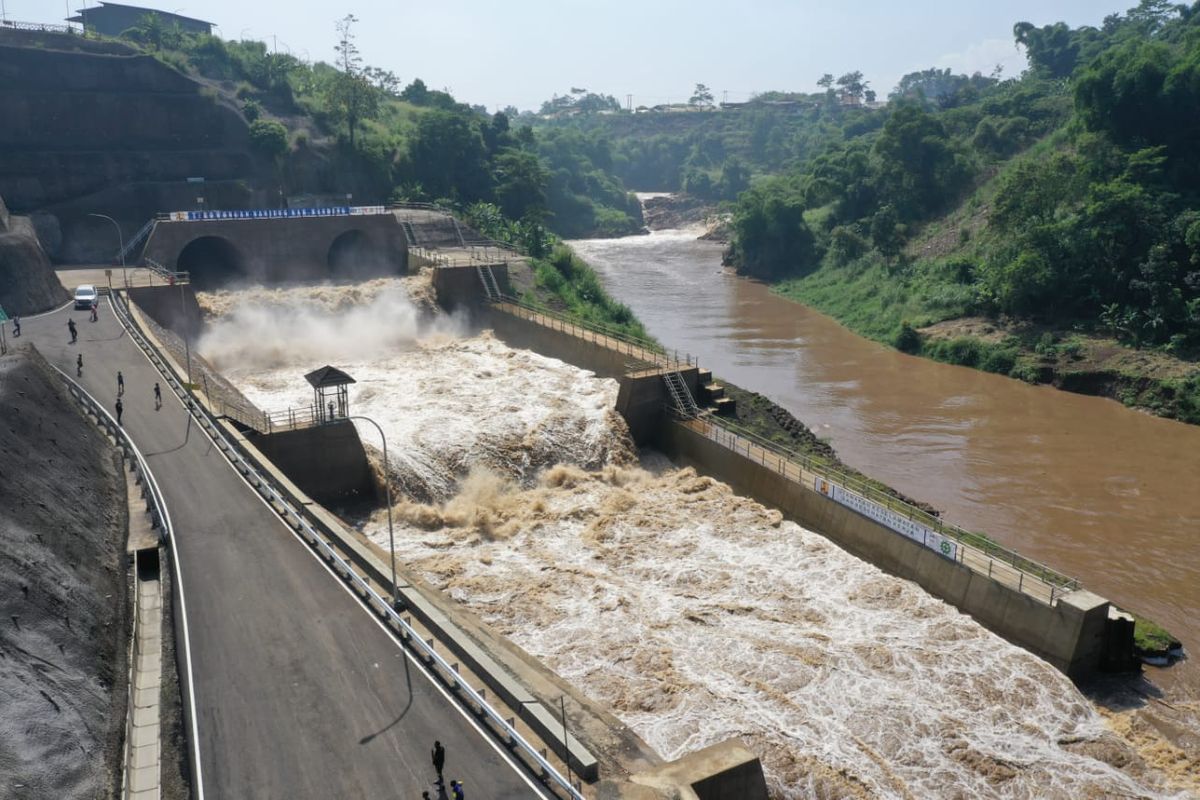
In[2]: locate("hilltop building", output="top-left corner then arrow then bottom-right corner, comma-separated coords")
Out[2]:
67,2 -> 214,37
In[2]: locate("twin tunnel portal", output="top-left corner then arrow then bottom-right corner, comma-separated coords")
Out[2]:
142,209 -> 411,288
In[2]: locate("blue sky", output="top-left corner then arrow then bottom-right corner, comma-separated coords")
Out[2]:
10,1 -> 1131,109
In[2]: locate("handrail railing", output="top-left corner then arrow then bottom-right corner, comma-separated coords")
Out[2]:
684,413 -> 1082,600
51,365 -> 173,797
107,291 -> 584,798
219,399 -> 269,434
490,292 -> 1079,602
264,405 -> 320,432
143,258 -> 190,285
493,293 -> 698,369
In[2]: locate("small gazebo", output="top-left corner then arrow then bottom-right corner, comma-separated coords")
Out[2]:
305,365 -> 356,424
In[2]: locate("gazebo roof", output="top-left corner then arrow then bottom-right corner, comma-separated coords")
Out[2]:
304,365 -> 356,388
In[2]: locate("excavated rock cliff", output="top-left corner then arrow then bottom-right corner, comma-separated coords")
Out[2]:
0,194 -> 67,315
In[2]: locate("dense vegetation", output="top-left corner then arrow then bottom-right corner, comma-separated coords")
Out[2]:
728,1 -> 1200,355
116,15 -> 642,238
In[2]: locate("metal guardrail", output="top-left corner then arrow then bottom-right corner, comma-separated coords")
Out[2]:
107,291 -> 583,799
683,414 -> 1082,601
51,365 -> 171,798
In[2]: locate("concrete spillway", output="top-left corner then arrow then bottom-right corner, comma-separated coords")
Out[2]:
194,277 -> 1185,799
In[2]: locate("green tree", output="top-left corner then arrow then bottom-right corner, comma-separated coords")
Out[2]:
719,157 -> 751,200
326,14 -> 379,147
405,110 -> 492,202
248,118 -> 288,159
730,186 -> 817,279
690,83 -> 715,107
872,104 -> 971,220
493,150 -> 548,220
836,71 -> 868,101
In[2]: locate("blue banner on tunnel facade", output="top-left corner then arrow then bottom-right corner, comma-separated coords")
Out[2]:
168,206 -> 387,222
814,478 -> 959,561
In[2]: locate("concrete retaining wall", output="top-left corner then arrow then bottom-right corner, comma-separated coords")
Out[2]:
630,741 -> 769,800
246,421 -> 376,506
128,285 -> 202,343
658,420 -> 1110,678
143,214 -> 408,286
431,262 -> 509,312
483,307 -> 700,446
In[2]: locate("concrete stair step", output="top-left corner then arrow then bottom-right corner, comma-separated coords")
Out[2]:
711,397 -> 736,417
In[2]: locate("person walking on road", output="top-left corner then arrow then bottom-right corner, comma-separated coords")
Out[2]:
115,398 -> 123,426
76,353 -> 83,377
11,316 -> 19,337
154,382 -> 162,409
90,300 -> 98,323
117,371 -> 124,396
431,741 -> 446,785
449,779 -> 464,800
68,318 -> 77,343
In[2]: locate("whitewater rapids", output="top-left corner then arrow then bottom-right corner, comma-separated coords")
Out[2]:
197,279 -> 1188,799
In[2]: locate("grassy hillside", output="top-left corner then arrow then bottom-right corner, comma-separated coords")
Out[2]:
724,2 -> 1200,423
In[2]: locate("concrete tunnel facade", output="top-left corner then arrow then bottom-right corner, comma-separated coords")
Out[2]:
142,213 -> 409,288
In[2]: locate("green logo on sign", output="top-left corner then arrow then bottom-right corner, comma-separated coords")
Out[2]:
940,541 -> 952,556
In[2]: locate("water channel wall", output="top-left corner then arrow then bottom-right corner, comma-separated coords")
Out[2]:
480,305 -> 697,445
432,269 -> 1118,680
245,421 -> 377,506
127,285 -> 202,342
657,421 -> 1111,679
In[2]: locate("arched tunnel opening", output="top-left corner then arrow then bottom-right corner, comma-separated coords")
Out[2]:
327,229 -> 389,279
177,236 -> 247,289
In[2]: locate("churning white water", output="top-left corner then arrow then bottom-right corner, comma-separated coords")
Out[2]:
197,280 -> 1188,799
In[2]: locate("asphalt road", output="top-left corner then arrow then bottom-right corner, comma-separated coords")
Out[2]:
19,299 -> 544,800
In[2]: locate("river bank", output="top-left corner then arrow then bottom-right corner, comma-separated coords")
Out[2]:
915,315 -> 1200,425
769,256 -> 1200,427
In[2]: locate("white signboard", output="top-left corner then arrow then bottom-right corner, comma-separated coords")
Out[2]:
815,478 -> 958,561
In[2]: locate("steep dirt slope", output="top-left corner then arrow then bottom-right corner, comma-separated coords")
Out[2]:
0,345 -> 129,799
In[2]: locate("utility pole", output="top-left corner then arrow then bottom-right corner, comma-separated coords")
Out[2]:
723,89 -> 728,105
626,93 -> 632,112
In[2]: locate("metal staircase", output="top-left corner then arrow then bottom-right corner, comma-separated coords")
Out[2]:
399,220 -> 418,246
663,371 -> 701,418
476,263 -> 502,301
116,218 -> 156,263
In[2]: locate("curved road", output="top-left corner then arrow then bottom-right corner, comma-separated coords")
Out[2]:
19,299 -> 545,799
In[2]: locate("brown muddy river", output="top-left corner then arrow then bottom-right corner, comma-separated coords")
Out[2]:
570,227 -> 1200,695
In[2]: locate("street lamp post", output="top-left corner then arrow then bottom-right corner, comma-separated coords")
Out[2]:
88,213 -> 126,288
347,415 -> 399,607
179,278 -> 192,389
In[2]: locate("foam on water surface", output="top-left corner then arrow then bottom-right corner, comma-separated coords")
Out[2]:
199,281 -> 1186,799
